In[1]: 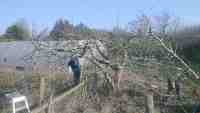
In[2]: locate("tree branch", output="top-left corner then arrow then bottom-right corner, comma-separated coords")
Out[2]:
150,33 -> 200,79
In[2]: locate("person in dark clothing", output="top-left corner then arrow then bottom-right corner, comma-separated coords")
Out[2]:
68,56 -> 81,85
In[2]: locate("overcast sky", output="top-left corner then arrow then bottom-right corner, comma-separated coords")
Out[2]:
0,0 -> 200,32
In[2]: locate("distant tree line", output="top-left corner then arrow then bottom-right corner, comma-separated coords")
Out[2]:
0,19 -> 31,41
49,19 -> 92,40
0,18 -> 95,41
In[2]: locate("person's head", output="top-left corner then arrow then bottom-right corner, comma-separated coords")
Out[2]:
68,54 -> 80,67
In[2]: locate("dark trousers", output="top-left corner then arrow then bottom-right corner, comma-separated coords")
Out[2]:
73,69 -> 80,85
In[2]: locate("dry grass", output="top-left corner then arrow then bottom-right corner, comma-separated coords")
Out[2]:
0,71 -> 72,107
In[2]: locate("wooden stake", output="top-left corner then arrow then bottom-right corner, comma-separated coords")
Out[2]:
40,77 -> 45,105
145,90 -> 154,113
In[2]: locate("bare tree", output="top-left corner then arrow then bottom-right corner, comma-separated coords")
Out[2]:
128,14 -> 151,37
154,12 -> 171,36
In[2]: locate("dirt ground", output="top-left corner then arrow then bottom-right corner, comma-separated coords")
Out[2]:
54,89 -> 146,113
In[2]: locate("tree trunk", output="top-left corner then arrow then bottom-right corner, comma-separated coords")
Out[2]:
87,73 -> 98,97
145,91 -> 154,113
40,77 -> 45,105
175,79 -> 181,98
48,94 -> 54,113
167,78 -> 174,94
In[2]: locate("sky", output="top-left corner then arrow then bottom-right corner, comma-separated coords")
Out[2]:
0,0 -> 200,33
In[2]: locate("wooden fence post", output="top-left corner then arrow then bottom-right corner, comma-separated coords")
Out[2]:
40,77 -> 45,105
145,90 -> 154,113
